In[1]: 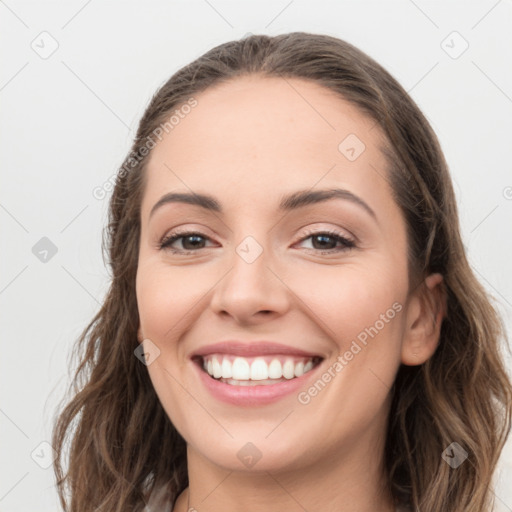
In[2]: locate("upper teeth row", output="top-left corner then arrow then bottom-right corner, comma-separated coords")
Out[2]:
202,355 -> 315,380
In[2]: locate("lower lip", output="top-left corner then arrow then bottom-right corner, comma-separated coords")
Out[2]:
193,359 -> 322,406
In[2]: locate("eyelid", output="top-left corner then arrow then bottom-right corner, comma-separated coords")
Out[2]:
297,224 -> 355,243
160,222 -> 355,241
158,224 -> 216,243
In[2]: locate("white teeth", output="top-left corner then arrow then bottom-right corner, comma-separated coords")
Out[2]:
232,357 -> 250,380
282,359 -> 295,379
201,354 -> 319,382
212,357 -> 222,379
221,357 -> 232,378
250,358 -> 268,380
220,378 -> 285,386
268,359 -> 282,379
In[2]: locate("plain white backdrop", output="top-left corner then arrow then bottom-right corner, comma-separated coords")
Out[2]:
1,1 -> 511,510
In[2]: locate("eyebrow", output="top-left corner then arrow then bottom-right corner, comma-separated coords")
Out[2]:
149,188 -> 377,221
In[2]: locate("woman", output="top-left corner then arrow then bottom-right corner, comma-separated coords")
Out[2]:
52,32 -> 512,512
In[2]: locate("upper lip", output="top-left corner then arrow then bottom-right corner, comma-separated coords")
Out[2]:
190,341 -> 322,359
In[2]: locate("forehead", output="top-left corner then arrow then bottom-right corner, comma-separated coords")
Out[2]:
142,75 -> 393,217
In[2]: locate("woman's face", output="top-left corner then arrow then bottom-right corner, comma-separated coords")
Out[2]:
136,75 -> 423,473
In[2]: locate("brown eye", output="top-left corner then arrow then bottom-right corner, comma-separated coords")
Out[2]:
159,232 -> 213,253
297,230 -> 356,253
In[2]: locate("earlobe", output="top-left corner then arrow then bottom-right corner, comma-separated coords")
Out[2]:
137,327 -> 144,344
401,273 -> 446,366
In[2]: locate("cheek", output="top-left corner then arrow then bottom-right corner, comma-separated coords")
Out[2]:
295,266 -> 405,424
290,261 -> 406,347
136,263 -> 206,343
136,264 -> 200,433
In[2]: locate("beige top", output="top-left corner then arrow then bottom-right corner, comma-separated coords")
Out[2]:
143,484 -> 172,512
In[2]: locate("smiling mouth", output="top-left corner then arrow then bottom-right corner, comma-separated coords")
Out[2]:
193,354 -> 323,386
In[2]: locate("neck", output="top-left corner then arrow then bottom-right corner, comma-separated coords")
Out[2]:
173,425 -> 395,512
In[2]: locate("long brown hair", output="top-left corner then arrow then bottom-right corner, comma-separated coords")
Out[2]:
52,32 -> 512,511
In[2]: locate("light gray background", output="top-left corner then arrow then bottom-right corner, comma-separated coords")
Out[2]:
1,1 -> 511,510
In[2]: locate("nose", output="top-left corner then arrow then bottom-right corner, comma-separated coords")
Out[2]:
209,239 -> 291,326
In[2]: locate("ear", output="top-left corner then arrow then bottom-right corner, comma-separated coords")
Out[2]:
401,273 -> 447,366
137,326 -> 144,344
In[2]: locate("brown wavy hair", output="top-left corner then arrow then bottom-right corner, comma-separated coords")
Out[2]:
52,32 -> 512,512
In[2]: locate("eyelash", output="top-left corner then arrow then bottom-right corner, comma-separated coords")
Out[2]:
158,228 -> 356,255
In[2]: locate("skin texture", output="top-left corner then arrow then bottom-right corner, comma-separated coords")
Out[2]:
136,75 -> 446,512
